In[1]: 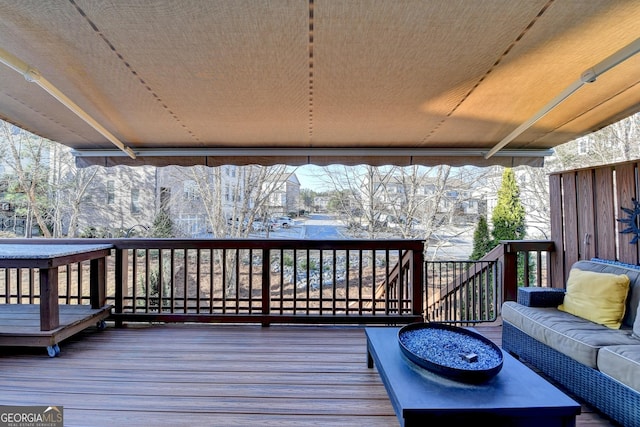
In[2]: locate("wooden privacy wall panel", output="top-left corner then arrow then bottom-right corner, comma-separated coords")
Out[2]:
550,160 -> 640,285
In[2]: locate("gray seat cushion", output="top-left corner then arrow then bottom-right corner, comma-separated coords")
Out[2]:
502,301 -> 638,368
598,345 -> 640,393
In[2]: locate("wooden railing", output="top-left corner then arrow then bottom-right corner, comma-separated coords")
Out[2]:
0,238 -> 424,325
0,238 -> 554,326
424,240 -> 555,324
425,259 -> 499,323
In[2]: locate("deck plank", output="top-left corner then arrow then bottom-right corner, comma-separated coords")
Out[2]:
0,323 -> 618,427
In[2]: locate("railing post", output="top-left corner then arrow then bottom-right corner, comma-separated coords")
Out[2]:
261,248 -> 271,327
502,243 -> 518,302
39,266 -> 59,331
89,256 -> 106,309
412,248 -> 424,319
114,248 -> 128,328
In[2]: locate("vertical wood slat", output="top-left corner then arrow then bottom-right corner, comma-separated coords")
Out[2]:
261,248 -> 270,321
209,249 -> 218,314
594,167 -> 616,260
158,249 -> 165,313
3,269 -> 9,303
562,173 -> 580,274
76,263 -> 82,304
234,249 -> 240,314
331,250 -> 340,314
16,268 -> 22,303
293,249 -> 298,314
145,249 -> 151,311
184,249 -> 189,313
29,267 -> 35,304
616,162 -> 639,264
384,250 -> 390,315
114,248 -> 127,327
131,250 -> 138,313
357,249 -> 363,315
345,250 -> 350,313
577,169 -> 596,261
65,265 -> 72,304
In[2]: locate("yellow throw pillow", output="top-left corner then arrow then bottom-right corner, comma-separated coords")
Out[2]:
558,268 -> 630,329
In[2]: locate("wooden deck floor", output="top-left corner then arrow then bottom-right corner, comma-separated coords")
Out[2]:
0,304 -> 111,349
0,322 -> 618,427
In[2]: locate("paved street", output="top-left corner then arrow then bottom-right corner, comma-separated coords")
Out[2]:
259,214 -> 473,259
301,214 -> 346,239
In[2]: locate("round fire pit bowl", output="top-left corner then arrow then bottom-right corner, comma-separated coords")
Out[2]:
398,322 -> 503,384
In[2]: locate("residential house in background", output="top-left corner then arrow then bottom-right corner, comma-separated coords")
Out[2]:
72,165 -> 156,237
263,173 -> 300,216
156,165 -> 248,237
312,195 -> 331,213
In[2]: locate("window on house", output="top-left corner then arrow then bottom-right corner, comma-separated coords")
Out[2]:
131,188 -> 141,214
183,180 -> 198,200
578,139 -> 589,155
107,181 -> 115,205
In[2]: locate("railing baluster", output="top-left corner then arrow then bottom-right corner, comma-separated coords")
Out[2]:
262,248 -> 270,322
28,267 -> 34,304
209,249 -> 216,314
523,250 -> 530,287
305,249 -> 310,315
384,250 -> 390,315
247,249 -> 253,314
65,265 -> 71,304
131,250 -> 137,312
345,249 -> 350,315
3,269 -> 8,303
332,250 -> 337,315
319,249 -> 324,314
536,251 -> 543,287
221,249 -> 226,314
144,249 -> 151,312
235,248 -> 240,314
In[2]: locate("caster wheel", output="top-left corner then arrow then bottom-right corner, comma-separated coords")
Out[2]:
46,344 -> 60,357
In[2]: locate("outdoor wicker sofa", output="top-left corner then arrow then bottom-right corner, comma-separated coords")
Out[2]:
501,259 -> 640,427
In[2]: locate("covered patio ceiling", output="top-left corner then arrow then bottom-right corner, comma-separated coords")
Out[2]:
0,1 -> 639,168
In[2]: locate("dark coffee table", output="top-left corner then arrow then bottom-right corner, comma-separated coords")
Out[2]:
366,327 -> 580,427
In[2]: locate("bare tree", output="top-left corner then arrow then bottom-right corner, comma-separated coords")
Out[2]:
48,144 -> 99,237
320,165 -> 391,238
516,111 -> 640,239
0,122 -> 52,237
